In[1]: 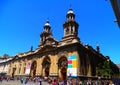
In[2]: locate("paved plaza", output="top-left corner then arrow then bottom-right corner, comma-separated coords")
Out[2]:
0,80 -> 49,85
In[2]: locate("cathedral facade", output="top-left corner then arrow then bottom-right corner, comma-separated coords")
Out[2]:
3,8 -> 119,80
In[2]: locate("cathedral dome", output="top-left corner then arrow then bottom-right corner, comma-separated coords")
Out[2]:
44,20 -> 50,26
67,8 -> 74,14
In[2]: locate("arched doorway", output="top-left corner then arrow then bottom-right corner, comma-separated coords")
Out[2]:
58,57 -> 67,80
42,57 -> 51,77
45,67 -> 49,77
61,67 -> 67,80
30,61 -> 37,77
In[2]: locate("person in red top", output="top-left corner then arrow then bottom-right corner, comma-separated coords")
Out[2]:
52,79 -> 57,85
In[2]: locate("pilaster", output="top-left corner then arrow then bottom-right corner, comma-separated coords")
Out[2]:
36,58 -> 42,76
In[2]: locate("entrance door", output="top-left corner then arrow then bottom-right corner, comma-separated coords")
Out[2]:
58,57 -> 68,80
30,61 -> 37,77
45,67 -> 49,77
61,68 -> 67,80
42,57 -> 51,77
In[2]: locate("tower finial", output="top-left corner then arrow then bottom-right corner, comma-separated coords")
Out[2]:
47,18 -> 49,22
70,4 -> 72,9
69,4 -> 73,11
46,18 -> 49,24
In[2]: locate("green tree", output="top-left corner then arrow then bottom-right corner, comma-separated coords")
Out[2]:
96,57 -> 113,78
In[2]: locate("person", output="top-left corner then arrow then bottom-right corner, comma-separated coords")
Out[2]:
22,77 -> 26,84
39,78 -> 42,85
20,77 -> 23,84
95,80 -> 99,85
87,79 -> 93,85
33,77 -> 36,83
82,81 -> 85,85
69,79 -> 73,85
52,79 -> 57,85
79,80 -> 82,85
6,77 -> 9,82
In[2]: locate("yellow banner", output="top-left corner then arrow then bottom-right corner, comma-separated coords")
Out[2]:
72,60 -> 77,68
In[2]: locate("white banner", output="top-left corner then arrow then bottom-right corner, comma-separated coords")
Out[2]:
25,62 -> 31,75
67,68 -> 77,77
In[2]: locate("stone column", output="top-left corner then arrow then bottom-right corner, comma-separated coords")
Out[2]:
49,63 -> 53,77
42,68 -> 45,77
69,26 -> 71,34
10,67 -> 13,77
58,69 -> 62,79
49,56 -> 56,77
64,28 -> 66,36
54,63 -> 58,76
36,58 -> 42,76
87,64 -> 91,76
15,64 -> 19,75
73,26 -> 75,33
20,62 -> 24,75
7,64 -> 10,75
86,55 -> 91,76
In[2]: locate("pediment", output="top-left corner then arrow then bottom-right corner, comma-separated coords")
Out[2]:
12,55 -> 19,60
38,45 -> 56,52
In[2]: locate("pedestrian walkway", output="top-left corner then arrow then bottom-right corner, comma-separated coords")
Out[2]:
1,80 -> 49,85
1,80 -> 35,85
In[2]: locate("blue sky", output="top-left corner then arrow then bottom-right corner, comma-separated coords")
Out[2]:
0,0 -> 120,64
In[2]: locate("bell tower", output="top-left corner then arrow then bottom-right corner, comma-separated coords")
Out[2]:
61,8 -> 80,44
40,20 -> 52,45
43,20 -> 51,33
38,20 -> 58,50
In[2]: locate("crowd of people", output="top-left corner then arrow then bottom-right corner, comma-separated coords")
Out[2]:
20,76 -> 118,85
0,76 -> 119,85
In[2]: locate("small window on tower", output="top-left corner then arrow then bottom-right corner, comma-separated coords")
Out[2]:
66,28 -> 69,34
41,38 -> 43,42
71,27 -> 73,33
71,16 -> 72,20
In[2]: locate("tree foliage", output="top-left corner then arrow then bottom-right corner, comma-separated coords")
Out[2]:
96,57 -> 113,78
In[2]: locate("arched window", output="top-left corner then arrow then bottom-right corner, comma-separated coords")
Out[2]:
58,57 -> 67,68
42,56 -> 51,68
30,61 -> 37,77
66,28 -> 69,35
